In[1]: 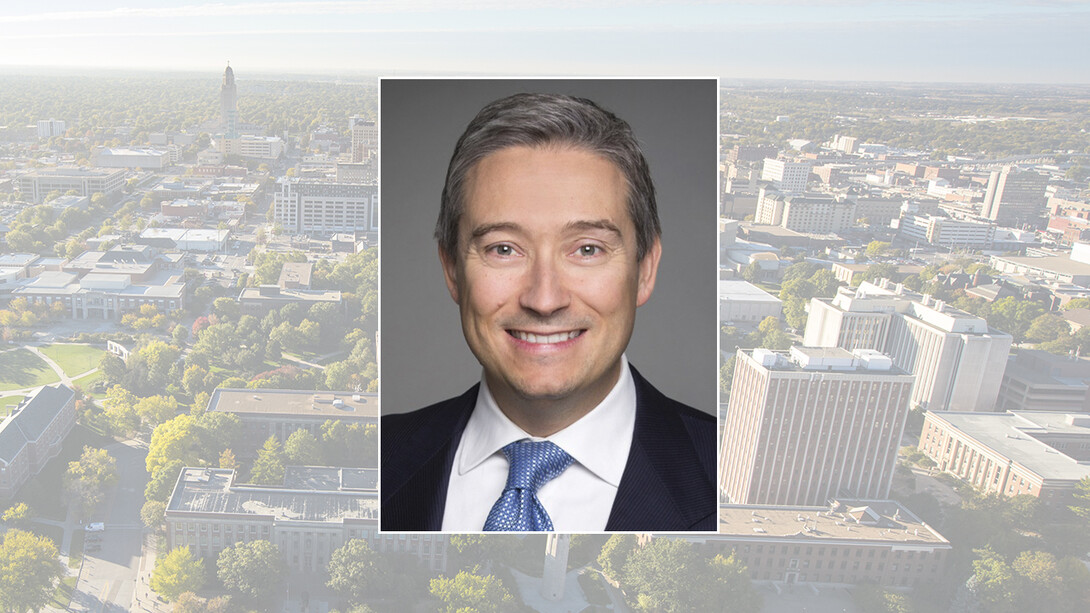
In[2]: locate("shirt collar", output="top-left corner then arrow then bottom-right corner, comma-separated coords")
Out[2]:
457,356 -> 636,488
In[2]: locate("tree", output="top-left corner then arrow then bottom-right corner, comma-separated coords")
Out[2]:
704,553 -> 761,613
597,533 -> 636,580
99,353 -> 127,384
1063,297 -> 1090,311
182,364 -> 210,396
283,429 -> 321,466
742,261 -> 762,283
249,436 -> 285,485
172,324 -> 190,345
622,538 -> 705,612
2,503 -> 33,528
145,459 -> 185,503
720,355 -> 737,396
218,448 -> 238,471
782,296 -> 809,331
751,315 -> 791,349
102,384 -> 140,435
1069,476 -> 1090,522
861,263 -> 898,284
320,420 -> 377,468
984,297 -> 1046,343
1013,550 -> 1060,609
137,498 -> 166,528
970,546 -> 1017,613
172,592 -> 234,613
63,446 -> 118,518
866,240 -> 891,258
429,570 -> 515,613
327,539 -> 385,604
447,535 -> 520,569
147,414 -> 200,476
1025,314 -> 1071,344
211,297 -> 240,322
0,530 -> 64,613
853,582 -> 916,613
151,547 -> 205,602
136,395 -> 179,429
217,540 -> 285,603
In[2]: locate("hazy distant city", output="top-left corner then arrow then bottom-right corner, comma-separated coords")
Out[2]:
1,55 -> 1089,613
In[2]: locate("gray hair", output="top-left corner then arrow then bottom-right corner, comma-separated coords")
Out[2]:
436,92 -> 660,261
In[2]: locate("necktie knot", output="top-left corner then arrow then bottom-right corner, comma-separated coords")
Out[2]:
501,440 -> 573,491
483,440 -> 573,531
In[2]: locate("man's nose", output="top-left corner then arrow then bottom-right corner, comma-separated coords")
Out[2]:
519,256 -> 571,316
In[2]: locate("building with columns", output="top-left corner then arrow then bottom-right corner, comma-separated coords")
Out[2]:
918,410 -> 1090,506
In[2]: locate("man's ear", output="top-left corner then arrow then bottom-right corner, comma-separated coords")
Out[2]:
636,237 -> 662,307
439,244 -> 461,304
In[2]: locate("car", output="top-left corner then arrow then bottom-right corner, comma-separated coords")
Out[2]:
85,522 -> 105,532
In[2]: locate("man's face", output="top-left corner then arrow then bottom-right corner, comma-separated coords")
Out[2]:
441,145 -> 661,416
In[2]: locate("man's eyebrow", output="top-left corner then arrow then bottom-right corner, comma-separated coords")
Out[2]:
565,219 -> 623,238
469,222 -> 523,241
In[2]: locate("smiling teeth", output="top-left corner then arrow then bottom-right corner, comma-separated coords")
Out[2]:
513,330 -> 581,344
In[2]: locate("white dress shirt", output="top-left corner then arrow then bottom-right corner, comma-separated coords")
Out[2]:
441,356 -> 637,532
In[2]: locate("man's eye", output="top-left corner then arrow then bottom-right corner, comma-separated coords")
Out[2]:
489,244 -> 515,256
577,245 -> 601,257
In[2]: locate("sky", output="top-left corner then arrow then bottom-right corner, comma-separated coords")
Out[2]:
0,1 -> 1088,83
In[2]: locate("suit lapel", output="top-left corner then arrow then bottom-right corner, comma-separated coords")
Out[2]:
606,367 -> 716,531
381,386 -> 476,531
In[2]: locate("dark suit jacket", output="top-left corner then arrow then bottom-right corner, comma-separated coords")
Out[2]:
381,365 -> 717,531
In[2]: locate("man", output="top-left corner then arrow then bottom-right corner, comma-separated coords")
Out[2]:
381,92 -> 715,532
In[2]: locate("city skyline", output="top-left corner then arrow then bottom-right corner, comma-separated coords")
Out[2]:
1,1 -> 1089,83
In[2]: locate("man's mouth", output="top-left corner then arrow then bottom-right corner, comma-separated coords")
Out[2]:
508,330 -> 584,344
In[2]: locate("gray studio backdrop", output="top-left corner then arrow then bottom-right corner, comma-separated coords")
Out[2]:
380,78 -> 717,415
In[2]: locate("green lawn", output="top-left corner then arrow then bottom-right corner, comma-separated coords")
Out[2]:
50,575 -> 77,610
38,343 -> 106,377
0,394 -> 25,417
71,370 -> 106,398
68,530 -> 84,568
0,348 -> 61,392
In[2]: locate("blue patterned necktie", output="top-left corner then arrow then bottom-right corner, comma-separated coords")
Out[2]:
482,440 -> 573,531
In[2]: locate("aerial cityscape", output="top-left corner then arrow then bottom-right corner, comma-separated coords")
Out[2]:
2,3 -> 1090,613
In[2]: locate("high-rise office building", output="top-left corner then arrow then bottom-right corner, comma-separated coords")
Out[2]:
37,119 -> 66,139
721,346 -> 915,505
273,179 -> 378,234
760,158 -> 812,193
755,191 -> 854,233
804,281 -> 1013,412
220,63 -> 239,138
350,116 -> 377,163
981,166 -> 1048,228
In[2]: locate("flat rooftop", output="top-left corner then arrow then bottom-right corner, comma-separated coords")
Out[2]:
715,499 -> 948,546
24,167 -> 124,178
932,411 -> 1090,482
238,287 -> 341,302
718,279 -> 782,303
279,262 -> 313,287
167,468 -> 377,522
993,254 -> 1090,278
208,388 -> 377,420
283,466 -> 376,491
